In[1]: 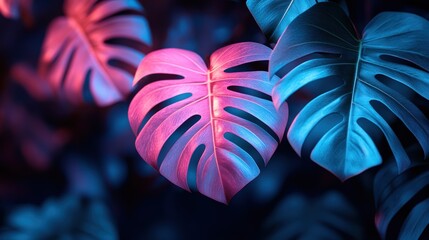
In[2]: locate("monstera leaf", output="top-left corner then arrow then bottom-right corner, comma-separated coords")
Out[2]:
246,0 -> 347,43
263,192 -> 363,240
0,195 -> 117,239
374,163 -> 429,239
39,0 -> 152,106
270,3 -> 429,179
128,42 -> 288,203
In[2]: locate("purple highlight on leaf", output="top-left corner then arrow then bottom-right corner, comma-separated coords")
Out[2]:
128,42 -> 288,203
39,0 -> 152,106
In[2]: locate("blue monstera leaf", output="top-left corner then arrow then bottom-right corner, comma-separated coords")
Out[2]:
374,163 -> 429,240
263,191 -> 363,240
271,2 -> 429,180
0,195 -> 117,240
246,0 -> 347,43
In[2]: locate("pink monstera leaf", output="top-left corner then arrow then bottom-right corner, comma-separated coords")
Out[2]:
39,0 -> 152,106
128,42 -> 288,203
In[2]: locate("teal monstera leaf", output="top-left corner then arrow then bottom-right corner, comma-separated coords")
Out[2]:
271,3 -> 429,179
246,0 -> 347,43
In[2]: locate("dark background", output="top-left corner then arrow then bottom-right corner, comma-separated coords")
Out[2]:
1,0 -> 428,239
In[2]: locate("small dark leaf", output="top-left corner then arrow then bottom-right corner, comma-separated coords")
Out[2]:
374,163 -> 429,240
263,191 -> 363,240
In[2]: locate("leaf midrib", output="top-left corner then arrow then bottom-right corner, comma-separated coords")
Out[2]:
345,40 -> 363,162
207,68 -> 226,198
67,18 -> 120,96
273,0 -> 294,40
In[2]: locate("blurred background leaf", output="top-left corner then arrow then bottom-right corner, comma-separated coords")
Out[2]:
374,162 -> 429,240
0,194 -> 118,240
38,0 -> 152,106
262,191 -> 364,240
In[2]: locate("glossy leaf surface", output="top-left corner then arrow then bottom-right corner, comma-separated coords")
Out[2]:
246,0 -> 347,43
129,42 -> 288,203
271,3 -> 429,179
374,163 -> 429,240
39,0 -> 152,106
